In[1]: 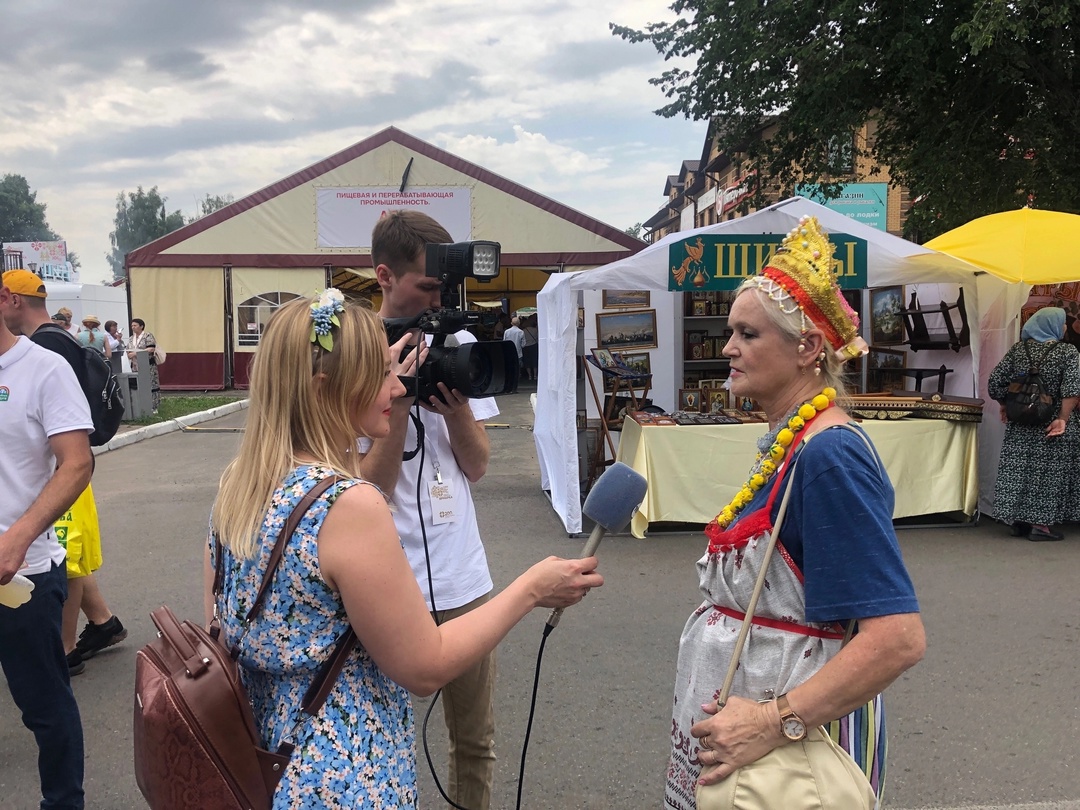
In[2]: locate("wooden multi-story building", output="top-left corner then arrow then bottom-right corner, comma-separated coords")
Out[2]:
643,119 -> 913,242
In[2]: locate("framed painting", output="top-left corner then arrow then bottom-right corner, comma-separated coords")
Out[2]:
867,347 -> 906,392
596,309 -> 658,350
590,347 -> 616,369
577,307 -> 585,329
843,354 -> 864,394
869,286 -> 905,345
679,388 -> 703,413
602,289 -> 651,309
618,352 -> 651,377
706,388 -> 729,413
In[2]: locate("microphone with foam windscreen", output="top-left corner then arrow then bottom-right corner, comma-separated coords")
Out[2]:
546,461 -> 648,630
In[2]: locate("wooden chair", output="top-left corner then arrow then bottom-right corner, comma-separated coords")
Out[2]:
900,288 -> 970,352
897,365 -> 954,395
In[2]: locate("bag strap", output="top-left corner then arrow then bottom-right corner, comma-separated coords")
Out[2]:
247,474 -> 340,622
1022,339 -> 1060,374
210,474 -> 341,616
212,473 -> 357,722
300,626 -> 357,716
717,454 -> 801,705
717,427 -> 870,705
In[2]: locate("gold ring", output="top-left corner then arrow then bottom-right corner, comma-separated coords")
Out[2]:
700,735 -> 712,751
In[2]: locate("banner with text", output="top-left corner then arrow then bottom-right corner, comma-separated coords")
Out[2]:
793,183 -> 888,232
316,187 -> 472,248
668,233 -> 867,291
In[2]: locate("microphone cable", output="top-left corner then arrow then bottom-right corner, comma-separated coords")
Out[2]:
399,343 -> 556,810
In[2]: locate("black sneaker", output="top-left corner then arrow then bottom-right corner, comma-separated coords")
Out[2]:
67,650 -> 86,677
74,616 -> 128,659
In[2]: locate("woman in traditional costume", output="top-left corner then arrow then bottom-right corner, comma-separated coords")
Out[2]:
665,217 -> 925,809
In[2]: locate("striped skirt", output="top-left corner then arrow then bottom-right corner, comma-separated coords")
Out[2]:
827,693 -> 886,808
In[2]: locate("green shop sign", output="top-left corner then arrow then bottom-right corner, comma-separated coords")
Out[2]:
667,233 -> 867,291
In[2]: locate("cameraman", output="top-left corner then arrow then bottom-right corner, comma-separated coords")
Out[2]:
359,210 -> 499,810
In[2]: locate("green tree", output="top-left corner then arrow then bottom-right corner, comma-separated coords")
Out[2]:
624,222 -> 644,239
197,192 -> 235,218
612,0 -> 1080,240
0,174 -> 60,244
107,186 -> 186,280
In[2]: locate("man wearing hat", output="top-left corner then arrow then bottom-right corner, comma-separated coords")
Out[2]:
0,272 -> 92,808
0,270 -> 127,679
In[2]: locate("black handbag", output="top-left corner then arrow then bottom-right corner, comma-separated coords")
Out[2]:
1004,341 -> 1060,427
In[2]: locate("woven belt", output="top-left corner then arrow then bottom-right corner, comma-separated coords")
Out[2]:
712,605 -> 845,640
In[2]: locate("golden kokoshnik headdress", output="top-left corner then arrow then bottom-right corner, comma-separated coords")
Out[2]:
747,215 -> 867,361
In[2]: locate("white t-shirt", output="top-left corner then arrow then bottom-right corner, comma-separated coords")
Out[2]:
360,329 -> 499,611
0,337 -> 93,575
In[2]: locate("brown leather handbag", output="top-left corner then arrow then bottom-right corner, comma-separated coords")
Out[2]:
134,476 -> 356,809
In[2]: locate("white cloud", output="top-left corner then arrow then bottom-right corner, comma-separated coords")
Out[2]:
1,0 -> 704,283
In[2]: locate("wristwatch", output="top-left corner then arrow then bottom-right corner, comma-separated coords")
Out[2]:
776,693 -> 807,741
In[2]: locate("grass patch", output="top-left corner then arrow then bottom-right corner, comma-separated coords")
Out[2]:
127,395 -> 244,425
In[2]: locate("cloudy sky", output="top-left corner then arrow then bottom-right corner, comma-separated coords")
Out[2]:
1,0 -> 706,284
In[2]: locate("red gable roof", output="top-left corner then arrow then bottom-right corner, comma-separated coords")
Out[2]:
127,126 -> 643,269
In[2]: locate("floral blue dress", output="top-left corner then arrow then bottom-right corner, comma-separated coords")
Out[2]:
210,465 -> 416,808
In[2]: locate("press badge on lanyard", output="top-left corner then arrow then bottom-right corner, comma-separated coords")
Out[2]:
428,461 -> 460,525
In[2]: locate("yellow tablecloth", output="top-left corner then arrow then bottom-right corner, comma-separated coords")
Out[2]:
616,418 -> 978,538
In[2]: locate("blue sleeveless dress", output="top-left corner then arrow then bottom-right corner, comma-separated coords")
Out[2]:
211,465 -> 416,808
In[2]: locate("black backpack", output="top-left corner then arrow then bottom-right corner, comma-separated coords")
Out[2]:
37,324 -> 125,446
1004,341 -> 1060,427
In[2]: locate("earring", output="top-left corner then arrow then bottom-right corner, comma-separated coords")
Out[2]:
797,340 -> 807,353
814,351 -> 825,376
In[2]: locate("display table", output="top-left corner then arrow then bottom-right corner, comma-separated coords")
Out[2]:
616,417 -> 978,538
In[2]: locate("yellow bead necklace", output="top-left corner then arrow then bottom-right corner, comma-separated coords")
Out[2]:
710,387 -> 837,530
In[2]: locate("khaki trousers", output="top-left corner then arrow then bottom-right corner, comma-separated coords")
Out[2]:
432,592 -> 496,810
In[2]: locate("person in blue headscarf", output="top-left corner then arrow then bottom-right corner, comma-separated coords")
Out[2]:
988,307 -> 1080,540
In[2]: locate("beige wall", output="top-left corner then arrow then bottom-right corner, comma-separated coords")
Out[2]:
129,266 -> 225,354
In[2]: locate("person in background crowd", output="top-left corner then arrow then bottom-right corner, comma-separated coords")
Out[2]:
0,270 -> 129,677
126,318 -> 160,413
52,307 -> 78,336
502,316 -> 524,394
359,210 -> 502,810
77,315 -> 111,359
103,321 -> 123,354
0,277 -> 93,810
666,217 -> 924,808
206,292 -> 600,808
520,314 -> 539,382
987,306 -> 1080,541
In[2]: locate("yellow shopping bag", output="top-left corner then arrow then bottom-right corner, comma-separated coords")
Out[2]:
54,483 -> 103,578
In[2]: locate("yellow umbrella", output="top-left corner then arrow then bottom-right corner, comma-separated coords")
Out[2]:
925,208 -> 1080,284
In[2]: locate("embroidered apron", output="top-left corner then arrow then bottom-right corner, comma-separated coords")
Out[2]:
664,446 -> 883,810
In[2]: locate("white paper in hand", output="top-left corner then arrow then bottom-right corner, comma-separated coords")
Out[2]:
0,574 -> 35,608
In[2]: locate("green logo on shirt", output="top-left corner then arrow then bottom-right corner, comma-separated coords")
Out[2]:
0,386 -> 8,402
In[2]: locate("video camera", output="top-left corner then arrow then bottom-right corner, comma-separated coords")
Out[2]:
383,240 -> 519,404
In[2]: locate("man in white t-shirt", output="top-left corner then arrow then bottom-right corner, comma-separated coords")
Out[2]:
360,211 -> 498,810
502,317 -> 525,394
0,282 -> 93,809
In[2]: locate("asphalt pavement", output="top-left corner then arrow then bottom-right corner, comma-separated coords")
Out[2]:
3,386 -> 1080,809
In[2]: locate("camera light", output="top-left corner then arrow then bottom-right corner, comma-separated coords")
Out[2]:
470,242 -> 500,278
426,240 -> 502,282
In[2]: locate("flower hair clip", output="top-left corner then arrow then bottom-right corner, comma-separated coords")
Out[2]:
310,288 -> 345,352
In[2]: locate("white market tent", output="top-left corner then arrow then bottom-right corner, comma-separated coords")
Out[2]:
535,196 -> 1028,534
